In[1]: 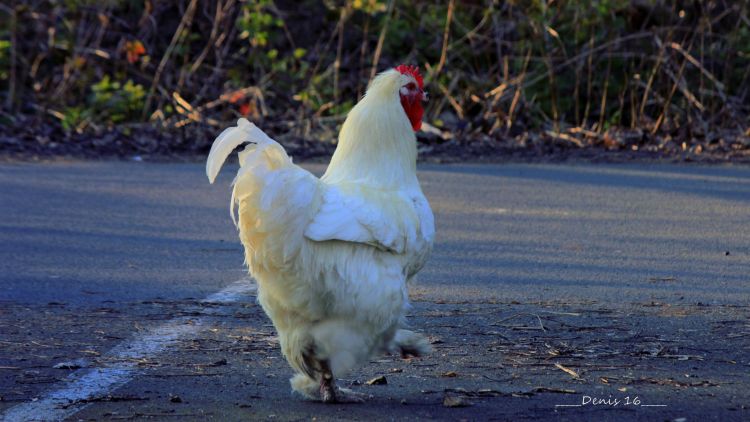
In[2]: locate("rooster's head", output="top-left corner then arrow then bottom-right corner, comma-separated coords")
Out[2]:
395,64 -> 426,131
364,65 -> 427,132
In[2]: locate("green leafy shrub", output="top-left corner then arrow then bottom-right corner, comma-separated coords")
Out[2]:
90,76 -> 146,124
1,0 -> 747,149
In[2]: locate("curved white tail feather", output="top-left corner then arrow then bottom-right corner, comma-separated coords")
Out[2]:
206,118 -> 276,184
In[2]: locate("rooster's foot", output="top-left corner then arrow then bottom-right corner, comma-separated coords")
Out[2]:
392,329 -> 432,358
319,373 -> 368,403
332,387 -> 369,403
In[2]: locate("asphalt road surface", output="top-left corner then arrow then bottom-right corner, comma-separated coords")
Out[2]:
1,161 -> 748,421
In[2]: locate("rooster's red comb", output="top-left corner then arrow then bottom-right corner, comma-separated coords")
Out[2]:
395,64 -> 423,89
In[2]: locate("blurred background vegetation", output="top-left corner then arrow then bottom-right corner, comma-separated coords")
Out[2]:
1,0 -> 749,160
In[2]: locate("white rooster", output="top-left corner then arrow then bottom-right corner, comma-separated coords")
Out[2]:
206,65 -> 434,402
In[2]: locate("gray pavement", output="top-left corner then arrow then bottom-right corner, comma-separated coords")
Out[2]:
1,161 -> 749,421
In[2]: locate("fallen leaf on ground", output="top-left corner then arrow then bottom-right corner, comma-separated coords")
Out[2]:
554,363 -> 580,379
53,359 -> 87,370
443,395 -> 472,407
366,375 -> 387,385
532,387 -> 576,394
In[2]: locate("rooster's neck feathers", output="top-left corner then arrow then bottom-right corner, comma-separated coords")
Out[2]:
323,70 -> 418,190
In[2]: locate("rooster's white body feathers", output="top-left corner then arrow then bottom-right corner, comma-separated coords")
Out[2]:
207,69 -> 434,399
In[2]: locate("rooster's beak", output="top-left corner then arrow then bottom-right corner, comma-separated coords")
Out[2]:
422,91 -> 429,102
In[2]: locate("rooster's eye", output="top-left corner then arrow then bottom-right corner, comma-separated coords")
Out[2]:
405,82 -> 417,91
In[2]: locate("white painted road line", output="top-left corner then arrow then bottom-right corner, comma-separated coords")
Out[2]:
1,279 -> 257,422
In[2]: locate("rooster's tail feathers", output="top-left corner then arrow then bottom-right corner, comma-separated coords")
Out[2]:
206,118 -> 276,184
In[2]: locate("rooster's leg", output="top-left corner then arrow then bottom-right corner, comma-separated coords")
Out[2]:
318,361 -> 336,403
317,360 -> 368,403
